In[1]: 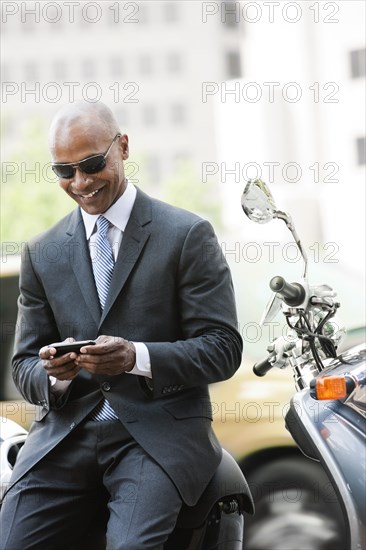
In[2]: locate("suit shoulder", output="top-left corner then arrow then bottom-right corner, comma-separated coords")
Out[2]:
27,209 -> 79,246
134,189 -> 217,245
148,194 -> 206,229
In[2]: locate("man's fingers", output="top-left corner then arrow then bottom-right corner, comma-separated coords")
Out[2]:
39,345 -> 56,359
48,365 -> 80,381
43,353 -> 77,372
79,344 -> 108,355
43,351 -> 81,380
39,337 -> 76,359
44,360 -> 80,378
80,337 -> 125,354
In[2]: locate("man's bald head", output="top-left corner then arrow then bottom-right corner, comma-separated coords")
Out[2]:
49,101 -> 129,214
49,101 -> 121,152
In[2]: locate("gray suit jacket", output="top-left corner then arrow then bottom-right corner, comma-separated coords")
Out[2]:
11,187 -> 242,505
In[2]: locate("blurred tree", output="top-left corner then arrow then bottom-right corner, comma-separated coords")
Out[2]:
1,117 -> 73,246
155,160 -> 223,231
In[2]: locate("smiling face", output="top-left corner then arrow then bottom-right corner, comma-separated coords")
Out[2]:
50,107 -> 129,215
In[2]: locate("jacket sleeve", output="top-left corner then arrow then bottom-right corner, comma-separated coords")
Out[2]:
145,219 -> 243,398
12,243 -> 63,412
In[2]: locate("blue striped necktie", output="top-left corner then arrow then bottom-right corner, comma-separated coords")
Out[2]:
89,215 -> 119,421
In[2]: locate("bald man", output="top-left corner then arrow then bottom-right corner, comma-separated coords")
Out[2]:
0,102 -> 242,549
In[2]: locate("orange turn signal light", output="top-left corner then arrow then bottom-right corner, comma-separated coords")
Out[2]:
315,375 -> 347,400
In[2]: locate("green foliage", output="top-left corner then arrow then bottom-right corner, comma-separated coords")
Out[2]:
1,118 -> 74,246
153,160 -> 223,230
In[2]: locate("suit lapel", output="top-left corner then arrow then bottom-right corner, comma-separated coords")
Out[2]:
100,188 -> 152,325
65,210 -> 101,326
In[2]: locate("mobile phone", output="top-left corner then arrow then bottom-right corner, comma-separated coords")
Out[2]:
49,340 -> 96,357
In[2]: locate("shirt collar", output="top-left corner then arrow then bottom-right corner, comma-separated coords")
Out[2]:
81,180 -> 137,240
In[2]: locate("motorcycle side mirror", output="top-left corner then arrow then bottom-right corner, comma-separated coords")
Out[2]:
241,179 -> 308,279
241,179 -> 277,224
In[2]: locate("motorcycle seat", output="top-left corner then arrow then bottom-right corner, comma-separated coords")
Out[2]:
175,448 -> 254,529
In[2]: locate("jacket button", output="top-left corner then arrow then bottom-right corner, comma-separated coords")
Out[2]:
102,382 -> 111,391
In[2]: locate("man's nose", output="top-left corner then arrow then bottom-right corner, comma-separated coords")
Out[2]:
71,167 -> 93,191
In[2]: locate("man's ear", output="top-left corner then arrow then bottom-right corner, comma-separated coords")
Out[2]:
120,134 -> 129,160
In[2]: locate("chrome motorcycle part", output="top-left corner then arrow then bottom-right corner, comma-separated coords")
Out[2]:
242,178 -> 308,278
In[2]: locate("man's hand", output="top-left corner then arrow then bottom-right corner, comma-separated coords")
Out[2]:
39,337 -> 81,381
74,336 -> 136,376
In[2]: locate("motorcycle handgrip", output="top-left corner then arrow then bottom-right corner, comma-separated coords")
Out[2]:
253,357 -> 273,377
270,276 -> 306,306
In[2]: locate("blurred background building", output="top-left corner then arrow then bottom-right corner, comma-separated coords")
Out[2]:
216,0 -> 365,269
1,1 -> 244,184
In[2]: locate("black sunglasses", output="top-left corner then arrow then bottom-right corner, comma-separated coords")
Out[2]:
51,133 -> 121,179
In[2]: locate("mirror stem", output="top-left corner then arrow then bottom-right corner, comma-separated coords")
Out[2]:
275,211 -> 308,279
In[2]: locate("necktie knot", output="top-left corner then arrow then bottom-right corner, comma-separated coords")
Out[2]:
96,215 -> 110,237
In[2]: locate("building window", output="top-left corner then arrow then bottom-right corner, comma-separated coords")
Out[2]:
24,61 -> 38,82
145,155 -> 160,183
53,60 -> 67,81
167,53 -> 181,73
53,20 -> 63,31
1,64 -> 10,82
226,51 -> 242,79
110,57 -> 123,77
356,137 -> 366,165
81,59 -> 96,80
350,48 -> 366,78
140,55 -> 153,75
22,20 -> 36,33
171,104 -> 186,125
223,2 -> 239,27
143,106 -> 156,126
116,107 -> 128,127
138,3 -> 149,24
164,2 -> 179,23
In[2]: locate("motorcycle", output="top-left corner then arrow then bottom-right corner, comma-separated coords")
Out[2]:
241,179 -> 366,550
1,417 -> 254,550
